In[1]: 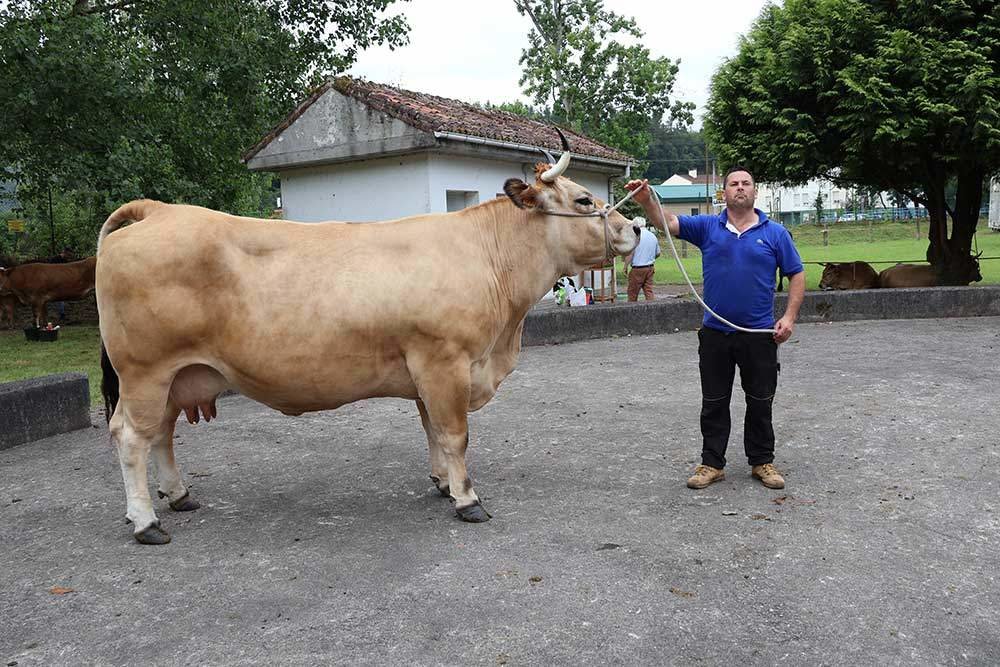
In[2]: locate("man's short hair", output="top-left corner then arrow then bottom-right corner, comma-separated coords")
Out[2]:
723,165 -> 755,185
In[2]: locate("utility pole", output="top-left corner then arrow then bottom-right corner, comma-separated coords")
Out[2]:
48,184 -> 55,256
704,142 -> 710,214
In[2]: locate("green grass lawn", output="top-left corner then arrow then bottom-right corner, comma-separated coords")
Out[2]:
0,324 -> 104,405
621,220 -> 1000,291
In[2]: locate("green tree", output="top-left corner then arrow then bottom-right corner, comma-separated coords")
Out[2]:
705,0 -> 1000,284
0,0 -> 409,254
513,0 -> 693,159
644,125 -> 707,183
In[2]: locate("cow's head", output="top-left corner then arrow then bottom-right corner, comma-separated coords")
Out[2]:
503,129 -> 640,272
0,267 -> 11,294
818,262 -> 853,290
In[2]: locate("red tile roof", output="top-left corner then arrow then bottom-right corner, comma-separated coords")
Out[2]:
244,76 -> 632,164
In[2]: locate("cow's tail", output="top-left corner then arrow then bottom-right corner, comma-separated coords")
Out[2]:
98,199 -> 164,252
100,342 -> 120,424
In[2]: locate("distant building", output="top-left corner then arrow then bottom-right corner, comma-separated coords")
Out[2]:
990,178 -> 1000,231
243,77 -> 633,223
659,169 -> 902,225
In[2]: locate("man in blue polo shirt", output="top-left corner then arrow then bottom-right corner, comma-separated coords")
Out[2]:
626,167 -> 805,490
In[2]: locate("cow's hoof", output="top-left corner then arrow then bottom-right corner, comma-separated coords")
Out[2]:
430,475 -> 450,497
134,523 -> 171,545
158,490 -> 201,512
456,501 -> 491,523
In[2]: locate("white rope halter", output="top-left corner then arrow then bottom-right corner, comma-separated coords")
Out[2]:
539,186 -> 642,263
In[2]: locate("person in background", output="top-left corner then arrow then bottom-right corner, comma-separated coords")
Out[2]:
625,167 -> 804,491
623,217 -> 660,301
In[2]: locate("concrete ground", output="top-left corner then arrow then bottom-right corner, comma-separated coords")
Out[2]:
2,317 -> 999,666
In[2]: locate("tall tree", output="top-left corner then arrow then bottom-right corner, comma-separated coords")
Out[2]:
704,0 -> 1000,284
0,0 -> 409,252
513,0 -> 692,158
644,125 -> 707,183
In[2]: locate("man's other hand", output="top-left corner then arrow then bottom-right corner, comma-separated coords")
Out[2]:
774,316 -> 795,344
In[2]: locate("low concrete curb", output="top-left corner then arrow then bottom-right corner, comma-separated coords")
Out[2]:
0,372 -> 91,450
523,285 -> 1000,346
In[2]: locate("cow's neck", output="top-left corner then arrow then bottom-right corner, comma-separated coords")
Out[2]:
473,201 -> 566,316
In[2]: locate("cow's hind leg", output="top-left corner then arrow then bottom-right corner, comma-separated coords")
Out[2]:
151,404 -> 201,513
409,354 -> 490,523
109,380 -> 175,544
416,399 -> 450,497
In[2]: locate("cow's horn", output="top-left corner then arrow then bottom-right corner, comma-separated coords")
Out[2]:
538,147 -> 557,164
540,127 -> 572,182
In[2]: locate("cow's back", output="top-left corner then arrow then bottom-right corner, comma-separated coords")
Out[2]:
879,263 -> 937,288
8,256 -> 96,300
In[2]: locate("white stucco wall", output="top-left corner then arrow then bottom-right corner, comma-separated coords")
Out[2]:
279,154 -> 431,222
279,153 -> 616,223
425,154 -> 613,213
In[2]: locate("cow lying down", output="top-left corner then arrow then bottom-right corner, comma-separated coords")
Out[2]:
98,145 -> 642,544
818,261 -> 880,290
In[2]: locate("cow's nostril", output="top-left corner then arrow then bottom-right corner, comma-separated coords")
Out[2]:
632,225 -> 641,236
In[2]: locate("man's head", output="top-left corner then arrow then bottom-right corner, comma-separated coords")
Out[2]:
723,166 -> 756,211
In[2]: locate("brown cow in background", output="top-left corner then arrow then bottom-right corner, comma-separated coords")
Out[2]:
818,261 -> 880,290
878,263 -> 937,288
879,254 -> 983,288
0,256 -> 96,327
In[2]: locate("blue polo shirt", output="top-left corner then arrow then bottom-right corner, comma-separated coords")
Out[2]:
678,208 -> 803,332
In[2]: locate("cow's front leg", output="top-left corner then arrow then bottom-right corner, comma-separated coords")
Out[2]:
152,406 -> 200,513
409,354 -> 491,522
416,399 -> 450,497
32,301 -> 47,328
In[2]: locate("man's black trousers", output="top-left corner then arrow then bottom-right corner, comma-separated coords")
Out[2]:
697,326 -> 779,469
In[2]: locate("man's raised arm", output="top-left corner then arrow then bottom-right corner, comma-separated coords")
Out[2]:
625,179 -> 680,237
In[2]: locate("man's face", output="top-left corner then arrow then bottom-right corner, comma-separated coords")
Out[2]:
724,171 -> 756,210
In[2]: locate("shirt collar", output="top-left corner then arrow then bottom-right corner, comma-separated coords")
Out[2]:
720,208 -> 769,226
721,208 -> 768,236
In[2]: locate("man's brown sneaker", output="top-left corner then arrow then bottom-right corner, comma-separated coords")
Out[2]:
687,464 -> 725,489
752,463 -> 785,489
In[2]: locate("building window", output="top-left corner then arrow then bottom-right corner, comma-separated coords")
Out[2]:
447,190 -> 480,212
691,207 -> 699,216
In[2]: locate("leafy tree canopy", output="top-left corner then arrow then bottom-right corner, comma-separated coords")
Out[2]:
705,0 -> 1000,283
644,125 -> 707,183
0,0 -> 409,254
514,0 -> 693,159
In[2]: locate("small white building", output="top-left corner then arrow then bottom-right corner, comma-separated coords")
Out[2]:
243,77 -> 632,225
990,178 -> 1000,231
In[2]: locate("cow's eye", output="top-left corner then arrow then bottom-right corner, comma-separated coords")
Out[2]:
575,197 -> 593,206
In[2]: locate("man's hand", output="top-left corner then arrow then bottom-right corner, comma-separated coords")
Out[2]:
773,315 -> 795,344
624,179 -> 652,206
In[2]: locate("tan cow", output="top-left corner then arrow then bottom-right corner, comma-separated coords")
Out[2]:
818,261 -> 880,290
879,254 -> 982,288
878,263 -> 937,288
0,256 -> 96,327
97,142 -> 641,544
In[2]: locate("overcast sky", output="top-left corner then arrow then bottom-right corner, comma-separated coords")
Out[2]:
347,0 -> 774,127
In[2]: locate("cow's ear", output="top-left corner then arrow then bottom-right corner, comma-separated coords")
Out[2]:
504,178 -> 539,210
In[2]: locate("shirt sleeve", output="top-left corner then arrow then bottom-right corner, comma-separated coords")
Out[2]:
677,215 -> 709,247
775,227 -> 804,276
